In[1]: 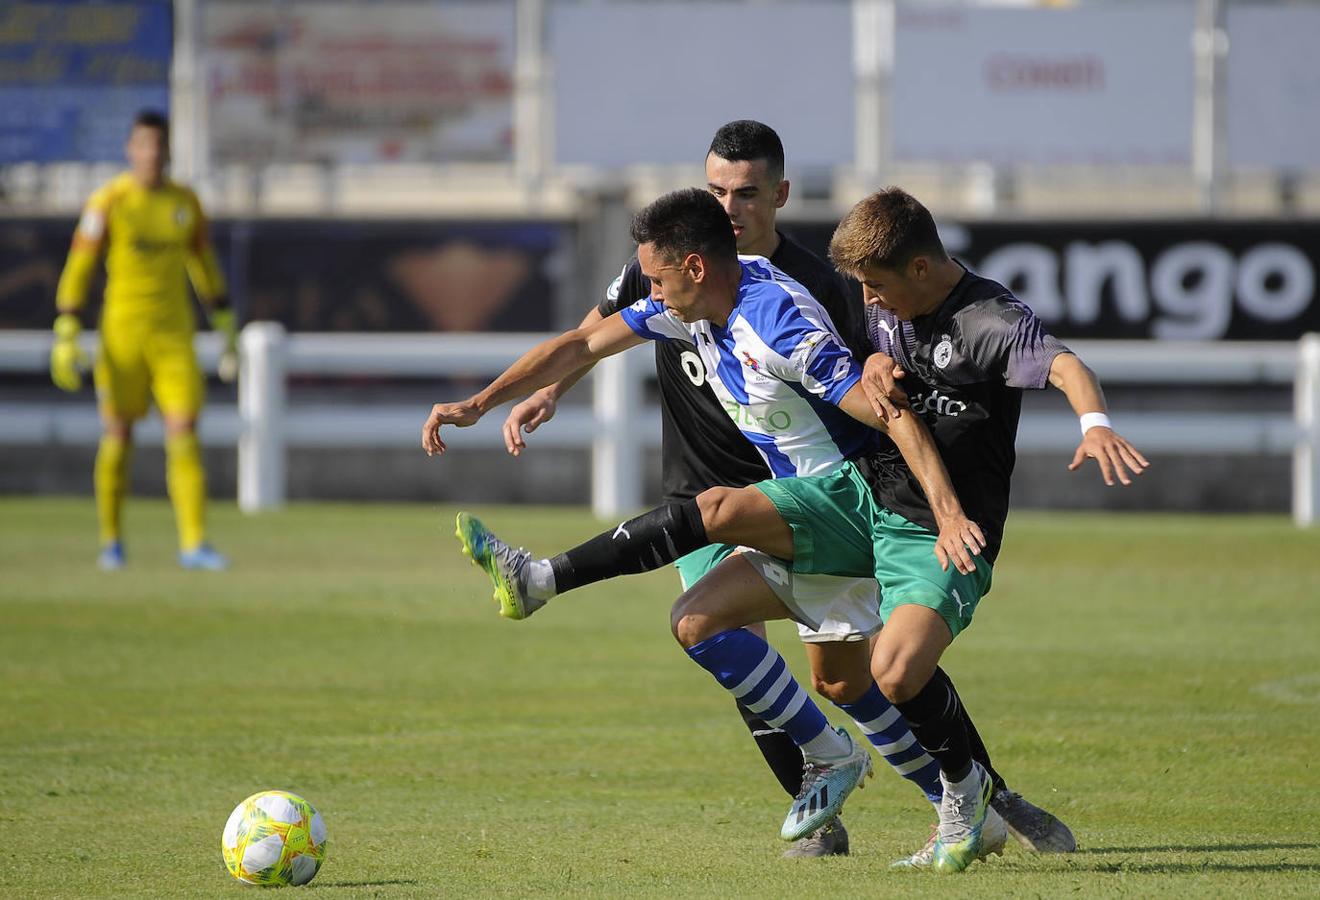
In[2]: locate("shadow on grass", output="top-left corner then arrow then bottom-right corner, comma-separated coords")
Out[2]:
1070,862 -> 1320,875
314,879 -> 420,888
1076,842 -> 1319,855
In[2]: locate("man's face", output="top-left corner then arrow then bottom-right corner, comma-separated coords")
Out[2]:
857,259 -> 927,321
126,125 -> 168,185
639,242 -> 704,322
704,154 -> 787,255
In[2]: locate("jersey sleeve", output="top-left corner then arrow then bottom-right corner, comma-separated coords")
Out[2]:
964,297 -> 1069,389
55,184 -> 113,312
618,296 -> 692,343
597,257 -> 650,317
815,273 -> 871,361
183,190 -> 227,303
760,299 -> 862,405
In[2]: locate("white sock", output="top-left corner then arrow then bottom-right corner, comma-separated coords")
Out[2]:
800,726 -> 851,764
942,761 -> 984,796
526,559 -> 557,600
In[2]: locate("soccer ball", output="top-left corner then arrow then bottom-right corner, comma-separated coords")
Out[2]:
221,790 -> 327,886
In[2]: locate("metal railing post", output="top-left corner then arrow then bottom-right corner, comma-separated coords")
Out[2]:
591,351 -> 643,519
238,322 -> 288,512
1293,333 -> 1320,526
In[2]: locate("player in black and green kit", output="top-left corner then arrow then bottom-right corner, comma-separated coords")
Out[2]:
493,128 -> 1075,861
470,186 -> 1143,870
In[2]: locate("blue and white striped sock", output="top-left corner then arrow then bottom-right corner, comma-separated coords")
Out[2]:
838,683 -> 943,806
686,630 -> 848,763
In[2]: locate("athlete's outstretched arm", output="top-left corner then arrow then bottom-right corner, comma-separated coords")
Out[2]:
1048,353 -> 1149,486
501,306 -> 603,456
423,313 -> 645,455
837,383 -> 985,574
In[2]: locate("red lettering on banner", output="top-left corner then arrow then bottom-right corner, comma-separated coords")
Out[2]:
985,55 -> 1105,91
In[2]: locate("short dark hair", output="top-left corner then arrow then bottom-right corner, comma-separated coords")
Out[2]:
132,110 -> 169,140
707,120 -> 785,182
829,187 -> 947,274
631,188 -> 737,265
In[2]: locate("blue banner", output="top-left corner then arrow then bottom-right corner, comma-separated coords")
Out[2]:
0,1 -> 172,163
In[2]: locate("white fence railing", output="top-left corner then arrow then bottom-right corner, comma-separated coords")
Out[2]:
2,328 -> 1318,524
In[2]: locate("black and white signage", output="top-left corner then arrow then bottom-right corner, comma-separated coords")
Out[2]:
786,220 -> 1319,341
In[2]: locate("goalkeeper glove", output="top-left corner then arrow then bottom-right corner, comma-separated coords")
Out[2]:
50,313 -> 89,393
211,305 -> 239,384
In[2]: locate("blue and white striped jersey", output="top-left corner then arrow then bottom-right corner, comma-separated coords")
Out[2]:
620,256 -> 875,478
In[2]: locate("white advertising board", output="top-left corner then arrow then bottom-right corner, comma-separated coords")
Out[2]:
1226,5 -> 1320,170
892,5 -> 1196,166
206,1 -> 516,164
550,1 -> 854,169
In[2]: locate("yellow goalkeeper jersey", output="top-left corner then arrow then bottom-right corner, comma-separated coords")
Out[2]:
56,172 -> 226,331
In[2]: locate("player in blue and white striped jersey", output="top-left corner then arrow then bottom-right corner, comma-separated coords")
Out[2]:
619,254 -> 872,480
422,187 -> 986,842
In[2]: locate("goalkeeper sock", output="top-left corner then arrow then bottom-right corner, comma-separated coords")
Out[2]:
546,499 -> 707,595
166,432 -> 208,551
836,682 -> 943,806
95,434 -> 131,545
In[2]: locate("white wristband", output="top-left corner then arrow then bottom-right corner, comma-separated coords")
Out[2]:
1080,412 -> 1112,435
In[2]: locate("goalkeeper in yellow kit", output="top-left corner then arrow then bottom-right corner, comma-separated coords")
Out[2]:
51,111 -> 234,571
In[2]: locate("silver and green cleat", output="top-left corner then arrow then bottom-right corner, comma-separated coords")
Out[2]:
455,512 -> 543,620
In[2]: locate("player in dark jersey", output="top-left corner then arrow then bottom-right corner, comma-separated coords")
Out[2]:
496,124 -> 1073,861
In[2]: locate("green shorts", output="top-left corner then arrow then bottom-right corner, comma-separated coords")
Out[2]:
675,543 -> 738,591
752,461 -> 993,639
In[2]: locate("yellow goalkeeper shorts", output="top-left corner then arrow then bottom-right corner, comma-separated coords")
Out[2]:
95,321 -> 205,419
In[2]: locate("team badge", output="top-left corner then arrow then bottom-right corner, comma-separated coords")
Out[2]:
741,351 -> 761,372
934,335 -> 954,369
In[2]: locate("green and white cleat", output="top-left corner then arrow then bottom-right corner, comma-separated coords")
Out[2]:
455,512 -> 543,620
932,762 -> 1006,874
781,728 -> 873,842
890,824 -> 938,869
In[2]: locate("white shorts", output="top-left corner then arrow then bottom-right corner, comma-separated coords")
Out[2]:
675,545 -> 882,644
735,549 -> 882,643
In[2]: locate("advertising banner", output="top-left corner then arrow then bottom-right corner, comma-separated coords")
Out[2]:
785,219 -> 1319,342
0,1 -> 172,163
891,5 -> 1195,166
551,0 -> 853,169
1226,5 -> 1320,170
0,218 -> 568,333
205,1 -> 515,164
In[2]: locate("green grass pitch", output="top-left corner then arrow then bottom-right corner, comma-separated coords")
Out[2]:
2,497 -> 1318,898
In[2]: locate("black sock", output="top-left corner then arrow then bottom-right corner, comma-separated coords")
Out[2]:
737,701 -> 804,798
929,666 -> 1007,794
548,499 -> 707,594
896,673 -> 974,783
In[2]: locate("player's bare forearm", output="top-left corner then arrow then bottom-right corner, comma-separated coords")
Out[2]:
1049,352 -> 1150,485
472,331 -> 599,415
427,317 -> 642,456
885,412 -> 986,574
1048,352 -> 1107,416
542,307 -> 606,402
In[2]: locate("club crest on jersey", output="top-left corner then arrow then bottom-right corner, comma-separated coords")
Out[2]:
175,205 -> 190,227
741,350 -> 761,372
933,335 -> 954,369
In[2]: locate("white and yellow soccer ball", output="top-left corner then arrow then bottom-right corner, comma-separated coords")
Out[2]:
221,790 -> 327,886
